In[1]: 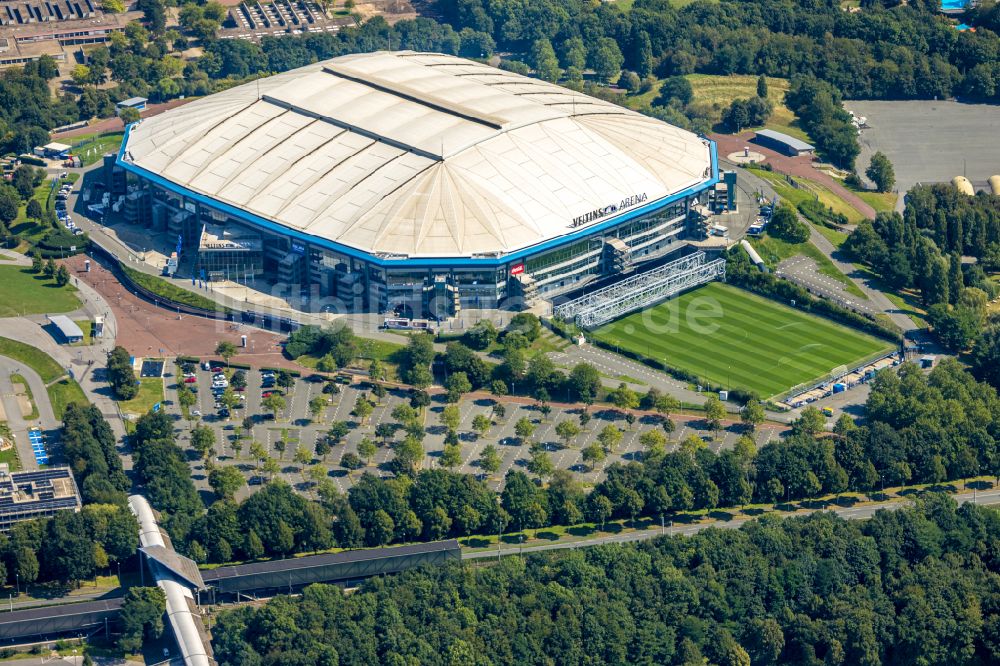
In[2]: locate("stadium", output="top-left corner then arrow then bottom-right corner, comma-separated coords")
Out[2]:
115,51 -> 724,319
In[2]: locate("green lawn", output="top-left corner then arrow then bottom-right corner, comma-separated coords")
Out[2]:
0,337 -> 65,383
0,265 -> 80,317
850,187 -> 898,215
73,320 -> 95,345
70,132 -> 124,167
121,264 -> 232,313
48,377 -> 88,420
118,377 -> 164,416
592,282 -> 894,398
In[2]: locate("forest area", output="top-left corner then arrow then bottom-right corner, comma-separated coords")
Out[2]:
210,495 -> 1000,666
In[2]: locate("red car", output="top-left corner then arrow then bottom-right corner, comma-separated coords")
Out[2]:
262,391 -> 272,398
211,366 -> 223,373
184,376 -> 197,383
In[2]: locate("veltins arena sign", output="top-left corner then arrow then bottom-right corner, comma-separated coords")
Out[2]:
570,193 -> 648,228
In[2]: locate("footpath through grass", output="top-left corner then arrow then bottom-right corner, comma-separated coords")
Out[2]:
0,265 -> 80,317
592,282 -> 893,398
0,337 -> 87,419
0,337 -> 64,383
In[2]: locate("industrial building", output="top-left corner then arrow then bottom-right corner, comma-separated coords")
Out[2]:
115,51 -> 724,318
752,129 -> 816,157
0,466 -> 81,531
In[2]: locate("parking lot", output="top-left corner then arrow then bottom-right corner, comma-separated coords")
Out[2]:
159,360 -> 786,501
846,100 -> 1000,198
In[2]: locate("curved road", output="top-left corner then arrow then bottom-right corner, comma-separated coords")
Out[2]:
0,357 -> 59,470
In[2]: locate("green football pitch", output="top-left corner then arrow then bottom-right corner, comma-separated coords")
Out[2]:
592,282 -> 894,398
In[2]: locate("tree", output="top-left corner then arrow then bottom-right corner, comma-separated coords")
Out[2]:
44,258 -> 56,278
530,38 -> 562,82
581,443 -> 606,470
357,437 -> 377,465
568,363 -> 600,403
177,386 -> 196,415
446,372 -> 472,403
439,404 -> 461,431
191,425 -> 216,461
866,151 -> 896,193
471,414 -> 491,439
107,346 -> 138,400
970,325 -> 1000,389
792,405 -> 826,436
768,203 -> 810,243
514,417 -> 535,443
464,320 -> 498,350
230,370 -> 247,391
597,424 -> 622,452
208,466 -> 245,500
370,509 -> 395,546
262,393 -> 286,421
118,587 -> 166,653
655,76 -> 693,107
440,444 -> 462,469
477,444 -> 501,476
527,450 -> 554,481
276,370 -> 294,390
327,421 -> 349,446
119,106 -> 141,125
308,395 -> 327,423
26,199 -> 42,220
215,341 -> 237,366
293,444 -> 312,468
608,383 -> 639,422
639,429 -> 667,456
262,456 -> 280,480
555,420 -> 581,448
757,74 -> 768,98
352,395 -> 373,425
71,64 -> 92,86
742,399 -> 765,431
588,493 -> 612,528
30,254 -> 42,274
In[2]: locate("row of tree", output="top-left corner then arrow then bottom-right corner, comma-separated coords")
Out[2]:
211,494 -> 1000,665
845,185 -> 999,351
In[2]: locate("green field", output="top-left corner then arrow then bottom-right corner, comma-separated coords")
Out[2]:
592,283 -> 893,398
0,265 -> 80,317
118,377 -> 165,416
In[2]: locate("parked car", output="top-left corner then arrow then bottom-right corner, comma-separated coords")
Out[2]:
211,366 -> 223,373
184,376 -> 197,383
202,362 -> 212,371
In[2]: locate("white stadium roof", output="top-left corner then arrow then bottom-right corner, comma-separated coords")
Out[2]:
122,51 -> 713,259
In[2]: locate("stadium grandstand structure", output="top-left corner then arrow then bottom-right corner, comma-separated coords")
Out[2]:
114,50 -> 724,319
553,251 -> 725,329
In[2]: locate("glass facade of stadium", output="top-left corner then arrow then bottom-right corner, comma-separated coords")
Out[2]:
115,158 -> 713,319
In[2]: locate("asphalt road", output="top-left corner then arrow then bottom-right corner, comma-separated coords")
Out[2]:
463,487 -> 1000,560
0,357 -> 59,471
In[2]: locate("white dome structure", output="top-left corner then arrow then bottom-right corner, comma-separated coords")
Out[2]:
121,51 -> 712,259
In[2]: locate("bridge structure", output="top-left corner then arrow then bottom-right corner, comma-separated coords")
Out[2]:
128,494 -> 215,666
553,250 -> 726,329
